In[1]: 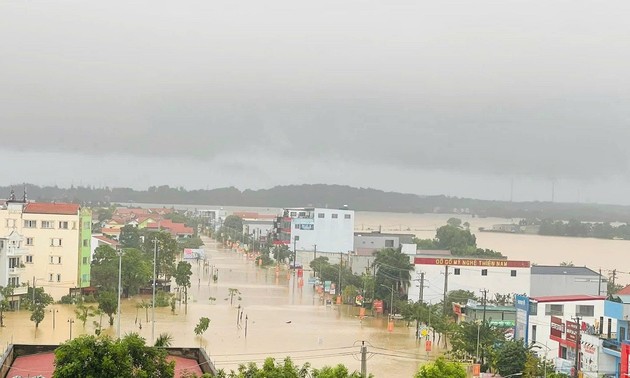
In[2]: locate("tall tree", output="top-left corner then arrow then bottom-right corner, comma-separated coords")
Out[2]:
0,286 -> 14,327
414,357 -> 466,378
97,290 -> 118,326
52,333 -> 175,378
373,248 -> 413,311
30,303 -> 46,329
223,215 -> 243,233
495,340 -> 529,377
143,232 -> 178,280
119,225 -> 141,249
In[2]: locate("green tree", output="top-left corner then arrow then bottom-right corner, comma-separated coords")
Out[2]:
312,364 -> 366,377
175,261 -> 192,312
119,225 -> 141,249
451,321 -> 505,364
194,317 -> 210,346
30,303 -> 46,329
227,288 -> 241,306
435,225 -> 477,253
154,332 -> 173,348
23,287 -> 54,311
443,290 -> 477,317
143,232 -> 178,280
447,217 -> 462,228
97,290 -> 118,326
52,333 -> 175,378
91,245 -> 120,291
495,340 -> 529,377
223,215 -> 244,234
75,302 -> 96,327
415,357 -> 466,378
0,286 -> 14,327
373,248 -> 413,312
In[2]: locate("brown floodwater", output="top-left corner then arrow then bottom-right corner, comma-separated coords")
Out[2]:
0,236 -> 431,377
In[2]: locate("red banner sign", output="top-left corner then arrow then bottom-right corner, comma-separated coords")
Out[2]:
414,257 -> 530,268
550,316 -> 564,339
566,321 -> 578,343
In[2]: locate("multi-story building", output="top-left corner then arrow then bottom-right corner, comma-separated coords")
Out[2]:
0,230 -> 29,296
0,195 -> 91,299
409,252 -> 532,304
354,231 -> 415,256
530,265 -> 604,297
272,207 -> 354,254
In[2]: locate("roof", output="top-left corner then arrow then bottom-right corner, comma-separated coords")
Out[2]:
531,265 -> 600,276
101,227 -> 121,234
617,285 -> 630,295
354,232 -> 416,238
23,202 -> 80,215
530,295 -> 606,303
92,235 -> 120,247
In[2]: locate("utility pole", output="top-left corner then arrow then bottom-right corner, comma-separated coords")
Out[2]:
573,316 -> 582,378
442,266 -> 449,315
612,269 -> 617,294
361,341 -> 367,377
598,269 -> 602,296
313,244 -> 317,278
338,252 -> 343,296
418,272 -> 425,304
480,289 -> 488,367
152,237 -> 157,344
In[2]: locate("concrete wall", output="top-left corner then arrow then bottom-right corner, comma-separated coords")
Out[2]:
530,274 -> 602,297
290,208 -> 354,254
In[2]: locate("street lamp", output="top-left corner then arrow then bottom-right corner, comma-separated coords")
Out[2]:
117,250 -> 123,339
380,284 -> 395,319
531,341 -> 553,378
67,318 -> 75,340
152,236 -> 158,344
50,307 -> 58,330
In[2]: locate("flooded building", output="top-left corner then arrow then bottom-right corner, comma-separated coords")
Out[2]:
0,193 -> 91,299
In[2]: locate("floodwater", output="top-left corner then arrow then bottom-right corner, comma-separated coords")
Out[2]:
355,211 -> 630,284
0,236 -> 430,377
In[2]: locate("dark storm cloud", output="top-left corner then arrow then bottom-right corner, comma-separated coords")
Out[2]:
1,0 -> 630,180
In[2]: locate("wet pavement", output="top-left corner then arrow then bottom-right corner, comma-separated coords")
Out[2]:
0,236 -> 430,377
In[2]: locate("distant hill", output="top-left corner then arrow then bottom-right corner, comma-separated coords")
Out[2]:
4,183 -> 630,222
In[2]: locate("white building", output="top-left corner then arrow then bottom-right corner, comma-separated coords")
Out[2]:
0,231 -> 29,296
0,196 -> 91,299
523,295 -> 616,377
275,207 -> 354,254
409,254 -> 531,304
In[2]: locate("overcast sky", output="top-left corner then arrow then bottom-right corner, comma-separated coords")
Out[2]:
1,1 -> 630,204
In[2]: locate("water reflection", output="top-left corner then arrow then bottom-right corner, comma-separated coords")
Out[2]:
0,237 -> 428,377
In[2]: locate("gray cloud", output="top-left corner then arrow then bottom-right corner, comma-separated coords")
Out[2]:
1,0 -> 630,183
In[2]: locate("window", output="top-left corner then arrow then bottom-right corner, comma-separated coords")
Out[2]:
41,220 -> 54,229
6,219 -> 15,228
481,269 -> 488,276
50,256 -> 61,264
83,239 -> 89,247
23,220 -> 36,228
8,277 -> 19,286
57,274 -> 61,282
83,257 -> 88,265
318,213 -> 325,218
58,221 -> 69,229
511,270 -> 517,277
298,212 -> 306,217
49,273 -> 53,282
290,212 -> 297,217
72,221 -> 77,229
83,221 -> 91,229
26,255 -> 33,263
532,325 -> 537,343
49,256 -> 54,264
576,305 -> 595,317
529,302 -> 538,316
545,304 -> 564,316
385,240 -> 394,248
26,237 -> 34,246
344,214 -> 351,219
454,268 -> 461,275
51,238 -> 62,247
294,224 -> 300,229
332,214 -> 338,219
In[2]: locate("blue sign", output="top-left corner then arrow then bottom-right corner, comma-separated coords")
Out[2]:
514,295 -> 530,343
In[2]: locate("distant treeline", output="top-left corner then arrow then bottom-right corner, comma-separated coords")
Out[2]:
538,219 -> 630,239
4,183 -> 630,222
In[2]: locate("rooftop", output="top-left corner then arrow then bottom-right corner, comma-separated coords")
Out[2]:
531,265 -> 600,276
530,294 -> 606,303
354,231 -> 416,238
24,202 -> 80,215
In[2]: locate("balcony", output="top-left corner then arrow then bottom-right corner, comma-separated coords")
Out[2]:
5,247 -> 28,257
8,266 -> 25,275
12,286 -> 28,295
601,335 -> 622,357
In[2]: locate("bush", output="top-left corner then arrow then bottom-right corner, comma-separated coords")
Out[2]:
59,295 -> 74,304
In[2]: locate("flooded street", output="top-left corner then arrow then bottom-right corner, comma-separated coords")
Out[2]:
0,236 -> 427,377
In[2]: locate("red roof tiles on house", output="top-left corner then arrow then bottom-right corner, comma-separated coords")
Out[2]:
24,202 -> 80,215
616,285 -> 630,295
530,295 -> 606,303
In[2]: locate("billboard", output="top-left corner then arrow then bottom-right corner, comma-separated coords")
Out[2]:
550,316 -> 564,340
566,320 -> 578,344
514,295 -> 529,343
183,248 -> 205,260
294,218 -> 315,231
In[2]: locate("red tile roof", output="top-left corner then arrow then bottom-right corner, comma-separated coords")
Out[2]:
24,202 -> 80,215
530,295 -> 606,303
93,235 -> 120,247
617,285 -> 630,295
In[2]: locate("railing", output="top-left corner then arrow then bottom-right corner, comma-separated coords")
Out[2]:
601,338 -> 621,352
8,267 -> 24,274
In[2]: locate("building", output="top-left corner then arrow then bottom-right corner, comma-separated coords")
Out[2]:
516,295 -> 616,377
599,299 -> 630,377
530,265 -> 604,297
353,231 -> 415,256
0,195 -> 91,299
409,253 -> 531,305
273,207 -> 354,254
0,231 -> 29,300
90,234 -> 121,261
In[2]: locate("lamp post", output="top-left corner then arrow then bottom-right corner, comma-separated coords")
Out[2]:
476,321 -> 481,362
50,307 -> 58,330
152,236 -> 158,344
380,284 -> 395,320
117,250 -> 123,339
531,341 -> 552,378
68,318 -> 75,340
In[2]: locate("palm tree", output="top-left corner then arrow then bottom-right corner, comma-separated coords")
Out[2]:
154,332 -> 173,348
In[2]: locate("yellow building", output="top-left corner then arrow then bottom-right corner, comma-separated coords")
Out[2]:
0,196 -> 91,300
